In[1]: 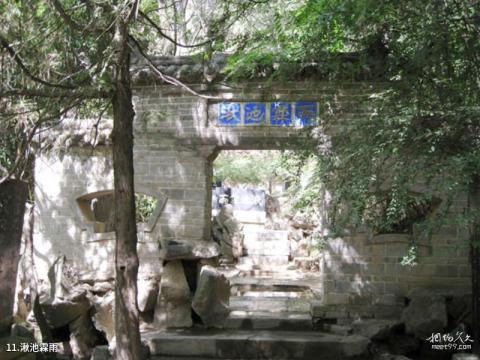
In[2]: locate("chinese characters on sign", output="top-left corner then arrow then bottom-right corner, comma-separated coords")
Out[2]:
270,102 -> 292,126
245,103 -> 266,125
5,342 -> 60,353
295,101 -> 317,126
219,102 -> 241,126
218,102 -> 318,127
426,332 -> 473,351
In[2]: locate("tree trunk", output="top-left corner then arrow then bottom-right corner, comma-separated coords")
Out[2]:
0,179 -> 28,335
112,16 -> 142,359
470,178 -> 480,355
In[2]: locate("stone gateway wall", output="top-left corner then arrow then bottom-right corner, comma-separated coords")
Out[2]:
31,61 -> 471,314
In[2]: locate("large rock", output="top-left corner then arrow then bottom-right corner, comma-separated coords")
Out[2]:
40,291 -> 92,329
27,255 -> 97,359
38,255 -> 93,330
192,265 -> 230,327
388,335 -> 420,356
212,204 -> 244,260
69,313 -> 97,360
352,319 -> 401,340
447,293 -> 472,328
137,279 -> 159,312
11,324 -> 35,341
92,292 -> 115,347
154,261 -> 192,328
401,288 -> 447,339
91,345 -> 112,360
160,240 -> 219,260
340,335 -> 371,358
452,354 -> 480,360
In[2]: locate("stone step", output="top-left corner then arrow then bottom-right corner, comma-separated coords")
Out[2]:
230,296 -> 312,313
230,289 -> 313,299
143,329 -> 370,359
234,210 -> 266,224
238,255 -> 289,268
231,283 -> 313,298
244,246 -> 290,256
228,269 -> 299,278
232,290 -> 312,298
230,276 -> 310,287
224,311 -> 313,331
242,234 -> 290,256
243,230 -> 289,243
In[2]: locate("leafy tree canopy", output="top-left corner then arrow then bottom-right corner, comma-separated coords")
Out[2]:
226,0 -> 480,239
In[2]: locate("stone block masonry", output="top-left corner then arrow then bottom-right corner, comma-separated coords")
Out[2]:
31,63 -> 471,309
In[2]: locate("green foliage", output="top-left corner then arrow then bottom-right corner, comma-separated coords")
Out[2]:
227,0 -> 480,245
400,243 -> 418,267
135,193 -> 157,224
214,150 -> 284,187
279,152 -> 323,212
0,0 -> 266,182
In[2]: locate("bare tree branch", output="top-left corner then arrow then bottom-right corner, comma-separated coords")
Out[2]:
139,10 -> 212,48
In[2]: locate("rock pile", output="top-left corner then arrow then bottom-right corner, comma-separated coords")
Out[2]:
12,242 -> 230,359
212,204 -> 244,262
311,287 -> 475,360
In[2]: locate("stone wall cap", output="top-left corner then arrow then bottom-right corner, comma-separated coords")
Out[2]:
35,118 -> 112,150
131,52 -> 386,86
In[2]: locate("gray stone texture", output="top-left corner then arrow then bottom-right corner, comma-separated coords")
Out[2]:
212,204 -> 244,260
192,265 -> 230,327
352,319 -> 401,340
92,292 -> 115,346
31,75 -> 472,320
137,279 -> 159,313
154,261 -> 192,328
401,288 -> 448,339
159,240 -> 219,260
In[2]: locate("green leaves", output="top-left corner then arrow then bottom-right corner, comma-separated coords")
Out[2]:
214,150 -> 284,186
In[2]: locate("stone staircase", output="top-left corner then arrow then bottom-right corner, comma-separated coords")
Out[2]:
225,268 -> 314,332
142,269 -> 371,359
144,329 -> 370,360
238,229 -> 290,268
141,229 -> 372,359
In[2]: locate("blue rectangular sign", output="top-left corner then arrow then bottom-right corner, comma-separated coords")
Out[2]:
219,102 -> 241,126
270,102 -> 292,126
295,102 -> 317,126
245,103 -> 266,125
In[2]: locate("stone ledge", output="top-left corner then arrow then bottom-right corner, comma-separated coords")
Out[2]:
160,240 -> 219,260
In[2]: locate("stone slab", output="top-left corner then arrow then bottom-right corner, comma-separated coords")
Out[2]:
143,329 -> 370,359
243,230 -> 289,243
160,240 -> 219,260
224,311 -> 313,331
230,296 -> 311,313
192,265 -> 230,328
154,260 -> 192,328
238,256 -> 289,268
